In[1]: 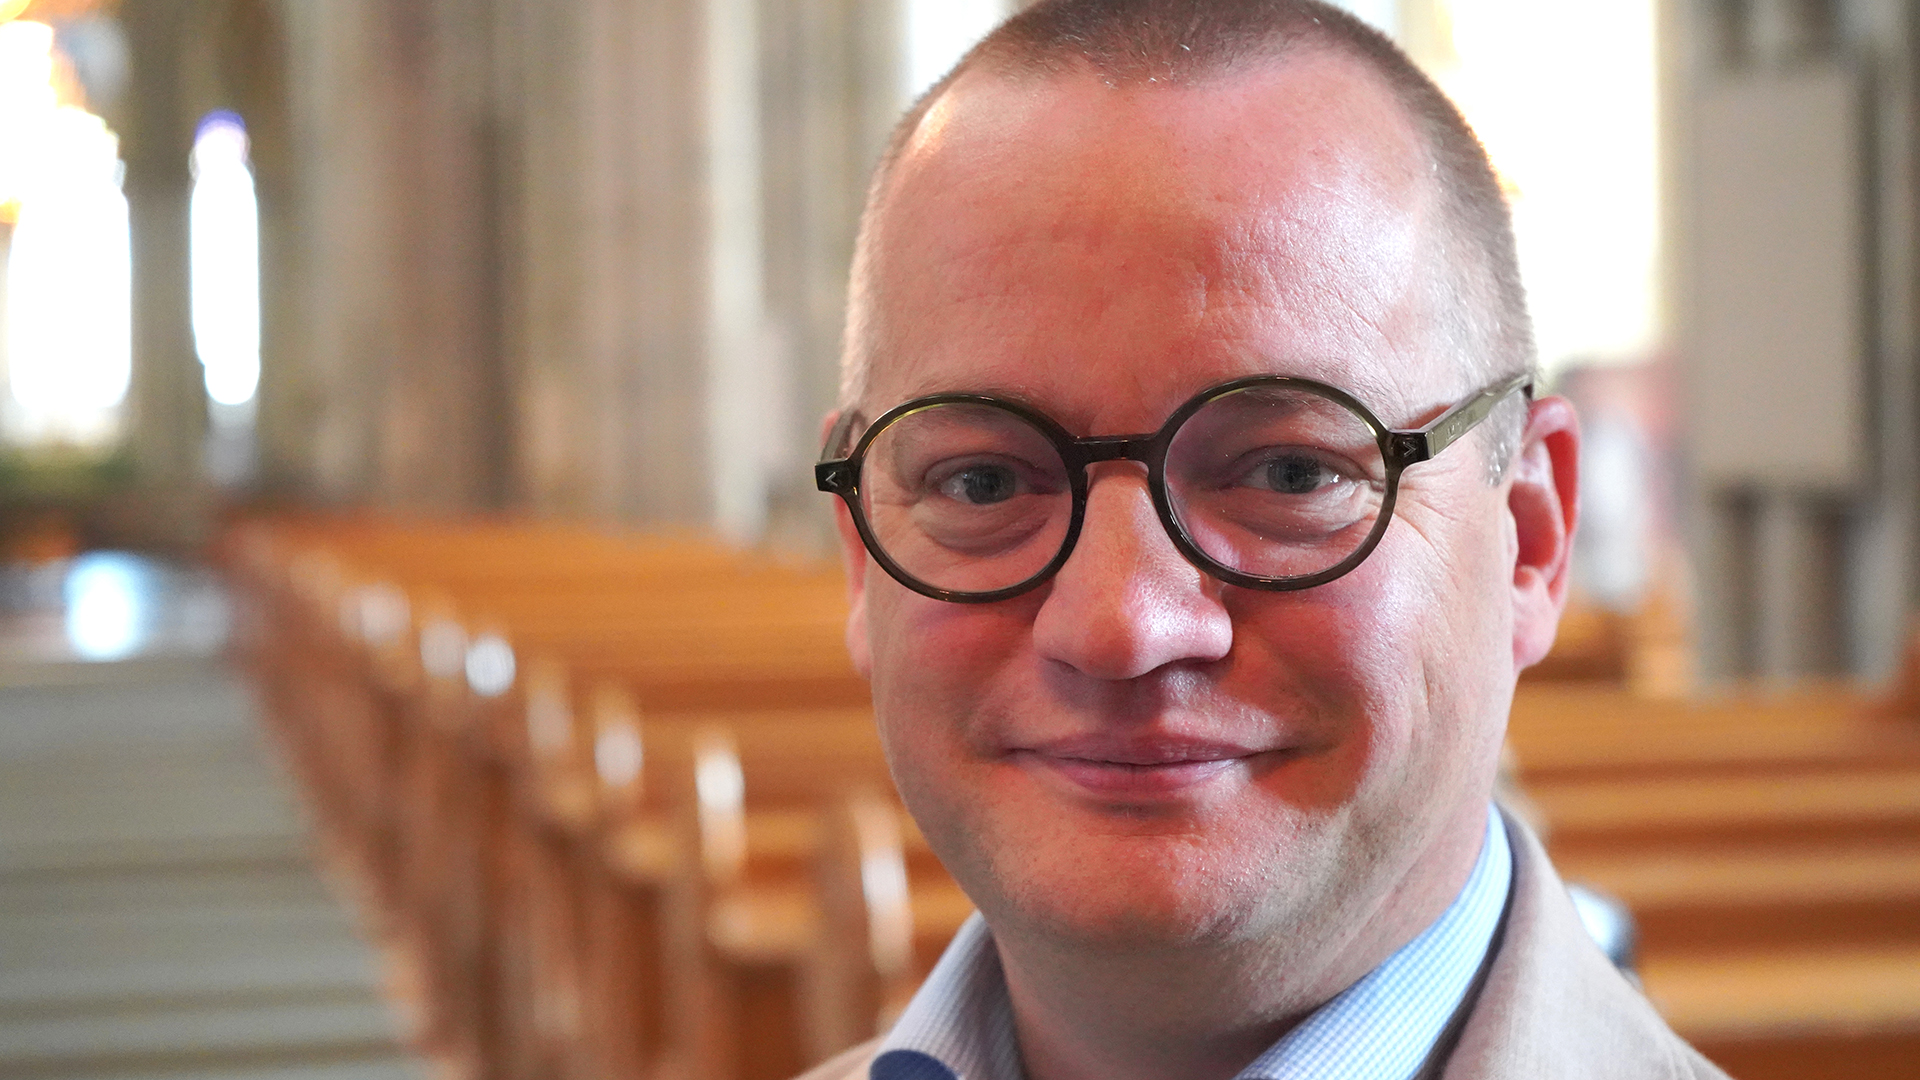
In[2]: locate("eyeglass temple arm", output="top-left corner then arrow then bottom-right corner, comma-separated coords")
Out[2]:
815,411 -> 865,495
1387,373 -> 1533,466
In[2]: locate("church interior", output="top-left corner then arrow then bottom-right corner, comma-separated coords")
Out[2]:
2,0 -> 1919,1078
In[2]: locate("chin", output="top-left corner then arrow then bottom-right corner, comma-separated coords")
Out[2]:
955,799 -> 1347,952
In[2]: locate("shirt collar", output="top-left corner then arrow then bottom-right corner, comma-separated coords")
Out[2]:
873,913 -> 1023,1080
872,805 -> 1513,1080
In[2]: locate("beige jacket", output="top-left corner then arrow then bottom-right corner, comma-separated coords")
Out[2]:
794,814 -> 1729,1080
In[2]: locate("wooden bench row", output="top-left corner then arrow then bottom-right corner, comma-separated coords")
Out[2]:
1506,668 -> 1920,1079
223,515 -> 1920,1080
223,518 -> 970,1080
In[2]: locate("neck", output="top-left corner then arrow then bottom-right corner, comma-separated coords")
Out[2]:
995,800 -> 1492,1080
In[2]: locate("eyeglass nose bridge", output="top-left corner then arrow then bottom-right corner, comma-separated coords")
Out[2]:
1051,433 -> 1191,584
1061,434 -> 1162,470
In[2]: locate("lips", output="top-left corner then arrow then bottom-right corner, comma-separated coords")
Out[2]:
1011,734 -> 1275,801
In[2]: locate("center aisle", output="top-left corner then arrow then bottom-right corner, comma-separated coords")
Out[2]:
0,668 -> 427,1080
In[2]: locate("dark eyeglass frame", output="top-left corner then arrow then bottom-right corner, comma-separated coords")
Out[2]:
816,372 -> 1534,604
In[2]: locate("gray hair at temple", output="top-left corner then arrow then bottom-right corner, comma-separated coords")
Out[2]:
837,0 -> 1537,477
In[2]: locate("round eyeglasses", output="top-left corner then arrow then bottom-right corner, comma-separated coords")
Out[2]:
816,372 -> 1532,603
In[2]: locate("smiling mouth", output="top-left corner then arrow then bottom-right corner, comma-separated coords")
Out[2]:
1012,743 -> 1273,801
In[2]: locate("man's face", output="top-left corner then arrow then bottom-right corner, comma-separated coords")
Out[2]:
843,53 -> 1534,964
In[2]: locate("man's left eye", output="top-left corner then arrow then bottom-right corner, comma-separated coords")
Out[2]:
1242,451 -> 1339,494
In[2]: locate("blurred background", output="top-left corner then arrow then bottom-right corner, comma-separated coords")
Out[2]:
0,0 -> 1913,684
1,1 -> 1918,1079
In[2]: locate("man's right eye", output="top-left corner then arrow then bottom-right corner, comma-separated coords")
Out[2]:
1250,451 -> 1340,495
935,464 -> 1020,505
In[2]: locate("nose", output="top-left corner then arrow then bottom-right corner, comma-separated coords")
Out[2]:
1030,465 -> 1234,680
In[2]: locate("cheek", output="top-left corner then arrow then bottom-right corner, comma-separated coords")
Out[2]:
1347,500 -> 1514,805
1228,525 -> 1476,807
864,582 -> 1036,715
862,588 -> 1045,911
1238,543 -> 1432,710
862,579 -> 1035,803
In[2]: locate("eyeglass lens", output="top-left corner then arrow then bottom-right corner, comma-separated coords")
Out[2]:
859,402 -> 1075,595
1164,384 -> 1388,581
855,385 -> 1390,596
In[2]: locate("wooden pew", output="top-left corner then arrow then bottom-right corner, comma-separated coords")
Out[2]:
805,788 -> 974,1061
398,616 -> 861,1078
227,514 -> 1920,1080
431,625 -> 862,1078
510,695 -> 887,1080
1507,660 -> 1920,1080
649,719 -> 978,1080
496,691 -> 901,1080
227,518 -> 873,1080
1519,583 -> 1694,697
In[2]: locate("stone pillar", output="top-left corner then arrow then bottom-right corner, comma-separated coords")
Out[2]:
704,0 -> 769,541
1753,494 -> 1845,679
379,0 -> 507,511
1846,0 -> 1920,679
181,0 -> 304,501
120,0 -> 207,493
601,0 -> 721,527
275,0 -> 401,502
492,0 -> 719,525
270,0 -> 508,510
1672,0 -> 1920,681
508,0 -> 647,519
757,0 -> 906,547
256,0 -> 910,532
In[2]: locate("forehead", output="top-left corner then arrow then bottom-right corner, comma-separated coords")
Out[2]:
861,50 -> 1451,431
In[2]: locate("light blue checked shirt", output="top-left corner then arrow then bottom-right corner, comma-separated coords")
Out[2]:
871,805 -> 1513,1080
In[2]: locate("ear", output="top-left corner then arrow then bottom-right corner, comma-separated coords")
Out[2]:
1509,395 -> 1580,672
822,410 -> 874,678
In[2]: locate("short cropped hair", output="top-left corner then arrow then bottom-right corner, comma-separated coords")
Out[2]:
840,0 -> 1535,473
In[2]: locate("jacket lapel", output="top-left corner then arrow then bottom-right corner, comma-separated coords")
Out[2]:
1439,811 -> 1728,1080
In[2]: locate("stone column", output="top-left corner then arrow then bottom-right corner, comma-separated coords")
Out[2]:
1846,0 -> 1920,678
258,0 -> 912,533
1672,0 -> 1920,680
269,0 -> 512,510
371,0 -> 506,510
120,0 -> 207,494
219,0 -> 304,499
757,0 -> 906,548
503,0 -> 733,528
507,0 -> 626,518
614,0 -> 722,527
275,0 -> 400,502
1753,494 -> 1844,679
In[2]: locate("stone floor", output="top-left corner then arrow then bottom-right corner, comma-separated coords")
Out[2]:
0,555 -> 424,1080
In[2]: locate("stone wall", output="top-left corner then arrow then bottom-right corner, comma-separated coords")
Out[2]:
118,0 -> 905,539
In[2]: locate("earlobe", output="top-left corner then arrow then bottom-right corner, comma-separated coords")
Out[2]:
1509,396 -> 1581,672
834,500 -> 875,678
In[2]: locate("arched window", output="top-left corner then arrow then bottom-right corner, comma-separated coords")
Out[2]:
189,110 -> 261,485
189,111 -> 260,415
0,17 -> 131,449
